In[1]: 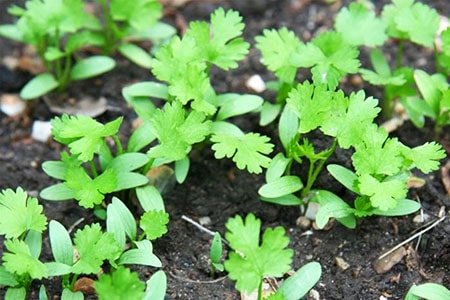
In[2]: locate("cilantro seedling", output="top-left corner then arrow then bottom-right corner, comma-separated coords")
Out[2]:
0,0 -> 116,99
95,267 -> 145,300
123,8 -> 273,175
209,232 -> 224,277
258,81 -> 446,228
224,213 -> 321,300
40,114 -> 150,209
0,188 -> 48,297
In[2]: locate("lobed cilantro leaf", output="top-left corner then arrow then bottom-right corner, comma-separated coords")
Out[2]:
110,0 -> 161,31
358,174 -> 407,211
51,115 -> 122,162
151,36 -> 216,115
211,132 -> 273,174
72,224 -> 122,274
0,188 -> 47,239
402,142 -> 446,173
3,239 -> 48,279
335,3 -> 387,47
95,267 -> 145,300
64,163 -> 117,208
382,0 -> 439,47
148,102 -> 212,161
352,127 -> 404,176
186,7 -> 249,70
292,31 -> 360,90
255,28 -> 303,83
286,81 -> 333,133
139,210 -> 169,240
224,214 -> 293,294
321,91 -> 380,149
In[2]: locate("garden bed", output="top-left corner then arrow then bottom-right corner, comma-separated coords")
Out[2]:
1,0 -> 449,299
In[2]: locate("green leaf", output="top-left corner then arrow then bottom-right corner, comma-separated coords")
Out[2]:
186,7 -> 249,70
72,224 -> 122,274
175,157 -> 190,184
39,183 -> 74,201
358,174 -> 407,211
144,270 -> 167,300
260,102 -> 282,126
372,199 -> 420,216
5,287 -> 26,300
401,142 -> 446,173
95,267 -> 145,300
128,122 -> 156,152
0,24 -> 23,42
136,185 -> 165,212
265,153 -> 290,183
292,31 -> 360,90
278,106 -> 299,151
352,127 -> 404,176
51,115 -> 122,162
382,0 -> 439,47
45,262 -> 72,277
210,232 -> 223,265
3,239 -> 48,279
0,266 -> 19,287
327,164 -> 358,193
107,197 -> 137,248
70,56 -> 115,80
360,49 -> 406,86
211,132 -> 273,174
260,194 -> 303,206
61,289 -> 83,300
20,73 -> 58,100
258,176 -> 303,198
148,102 -> 212,160
0,187 -> 47,239
405,283 -> 450,300
118,43 -> 153,69
335,3 -> 387,47
216,94 -> 263,121
414,69 -> 442,114
255,28 -> 303,82
123,81 -> 168,101
277,262 -> 322,300
111,0 -> 162,31
322,91 -> 380,149
118,240 -> 161,267
287,81 -> 333,133
140,210 -> 169,240
224,214 -> 293,294
313,190 -> 355,229
106,153 -> 149,191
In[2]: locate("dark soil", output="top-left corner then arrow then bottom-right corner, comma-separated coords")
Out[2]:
1,1 -> 449,299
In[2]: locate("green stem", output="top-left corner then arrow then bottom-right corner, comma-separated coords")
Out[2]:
301,139 -> 337,199
143,157 -> 156,174
112,135 -> 123,155
88,160 -> 99,178
257,280 -> 263,300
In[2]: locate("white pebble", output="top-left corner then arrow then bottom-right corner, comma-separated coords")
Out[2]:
246,74 -> 266,93
32,120 -> 52,142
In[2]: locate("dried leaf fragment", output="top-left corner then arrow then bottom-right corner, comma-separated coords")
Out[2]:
373,246 -> 406,274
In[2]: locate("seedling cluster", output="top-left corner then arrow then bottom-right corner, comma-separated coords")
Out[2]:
1,0 -> 449,299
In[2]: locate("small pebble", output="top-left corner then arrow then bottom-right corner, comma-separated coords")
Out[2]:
31,120 -> 52,142
246,74 -> 266,93
296,216 -> 311,230
0,93 -> 26,116
198,216 -> 211,226
309,289 -> 320,300
335,256 -> 350,271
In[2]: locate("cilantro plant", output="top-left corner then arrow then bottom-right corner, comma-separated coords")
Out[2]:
123,8 -> 274,176
209,232 -> 224,277
0,0 -> 115,99
39,114 -> 152,210
0,188 -> 47,299
91,0 -> 175,68
224,213 -> 321,300
258,81 -> 446,228
405,282 -> 450,300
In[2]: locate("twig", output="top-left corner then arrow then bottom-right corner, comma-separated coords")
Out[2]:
181,215 -> 229,246
378,214 -> 447,260
169,271 -> 227,284
68,217 -> 85,234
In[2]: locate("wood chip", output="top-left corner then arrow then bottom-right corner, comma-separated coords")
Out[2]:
44,95 -> 108,117
373,246 -> 406,274
0,94 -> 26,116
441,160 -> 450,195
73,277 -> 95,294
335,256 -> 350,271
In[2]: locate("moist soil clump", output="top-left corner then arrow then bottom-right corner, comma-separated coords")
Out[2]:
1,0 -> 449,299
